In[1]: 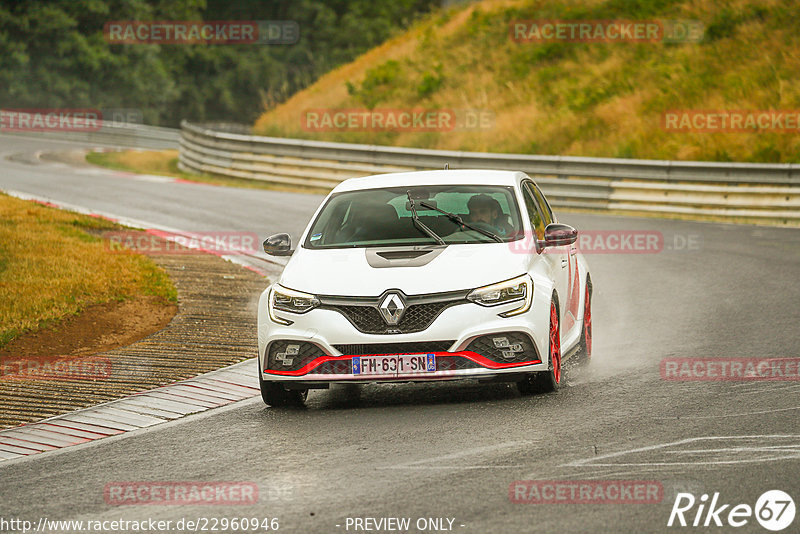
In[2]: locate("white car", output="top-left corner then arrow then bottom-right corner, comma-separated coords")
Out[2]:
257,170 -> 592,406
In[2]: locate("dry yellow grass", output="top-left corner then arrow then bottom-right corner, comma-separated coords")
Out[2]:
0,193 -> 176,346
109,149 -> 179,175
254,0 -> 800,162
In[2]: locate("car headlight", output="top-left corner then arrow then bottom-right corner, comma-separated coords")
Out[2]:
269,285 -> 320,325
467,274 -> 533,317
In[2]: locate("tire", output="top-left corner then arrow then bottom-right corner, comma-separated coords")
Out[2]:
259,376 -> 308,407
575,278 -> 592,367
517,297 -> 562,395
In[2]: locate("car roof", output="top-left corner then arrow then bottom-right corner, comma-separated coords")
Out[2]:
331,169 -> 527,193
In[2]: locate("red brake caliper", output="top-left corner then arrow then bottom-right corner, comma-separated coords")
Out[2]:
584,284 -> 592,358
550,301 -> 561,384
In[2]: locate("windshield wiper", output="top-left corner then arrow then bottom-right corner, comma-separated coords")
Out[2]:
419,201 -> 503,243
406,191 -> 445,245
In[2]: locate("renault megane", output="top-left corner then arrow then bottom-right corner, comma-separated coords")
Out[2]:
257,170 -> 592,406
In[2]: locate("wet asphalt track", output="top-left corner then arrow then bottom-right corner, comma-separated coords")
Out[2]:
1,133 -> 799,533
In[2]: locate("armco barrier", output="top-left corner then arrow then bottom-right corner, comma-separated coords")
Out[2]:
1,120 -> 179,150
178,122 -> 800,225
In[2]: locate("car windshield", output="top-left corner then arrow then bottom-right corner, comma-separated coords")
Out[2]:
304,185 -> 523,249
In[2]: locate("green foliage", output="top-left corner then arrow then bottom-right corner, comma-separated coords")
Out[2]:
417,64 -> 443,98
713,149 -> 733,162
615,142 -> 636,159
0,0 -> 438,125
705,9 -> 739,42
594,0 -> 682,19
705,4 -> 771,43
346,60 -> 403,108
752,143 -> 782,163
510,41 -> 574,79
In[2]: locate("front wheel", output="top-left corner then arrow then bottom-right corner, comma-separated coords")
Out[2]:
259,376 -> 308,407
517,298 -> 562,395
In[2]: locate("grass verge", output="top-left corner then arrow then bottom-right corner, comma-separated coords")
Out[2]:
86,150 -> 332,195
254,0 -> 800,163
0,192 -> 177,348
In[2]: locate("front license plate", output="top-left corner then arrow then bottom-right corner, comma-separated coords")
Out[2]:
352,354 -> 436,376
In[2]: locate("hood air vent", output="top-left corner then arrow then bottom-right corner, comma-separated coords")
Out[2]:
365,246 -> 446,268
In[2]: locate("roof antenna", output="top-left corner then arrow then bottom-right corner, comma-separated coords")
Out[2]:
444,163 -> 449,170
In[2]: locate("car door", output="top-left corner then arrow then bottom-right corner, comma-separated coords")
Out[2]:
527,181 -> 581,339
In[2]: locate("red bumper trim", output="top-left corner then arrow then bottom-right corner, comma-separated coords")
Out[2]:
263,351 -> 542,377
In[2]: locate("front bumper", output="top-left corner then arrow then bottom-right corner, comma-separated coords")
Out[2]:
258,287 -> 551,384
264,350 -> 541,383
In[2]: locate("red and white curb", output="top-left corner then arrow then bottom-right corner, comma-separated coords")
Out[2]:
1,188 -> 289,276
0,358 -> 260,462
3,151 -> 290,274
0,178 -> 282,462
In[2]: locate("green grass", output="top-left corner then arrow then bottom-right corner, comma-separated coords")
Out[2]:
0,193 -> 177,348
254,0 -> 800,163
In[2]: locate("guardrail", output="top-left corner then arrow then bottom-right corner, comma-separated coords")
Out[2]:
175,120 -> 797,225
2,121 -> 180,150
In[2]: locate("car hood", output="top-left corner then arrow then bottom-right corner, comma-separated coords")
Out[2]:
278,243 -> 530,296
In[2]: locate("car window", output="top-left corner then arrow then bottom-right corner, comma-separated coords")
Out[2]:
521,185 -> 544,241
304,185 -> 523,248
529,182 -> 555,224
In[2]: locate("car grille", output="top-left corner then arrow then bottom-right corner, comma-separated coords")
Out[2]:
436,355 -> 483,371
267,340 -> 325,372
333,340 -> 455,355
464,332 -> 540,364
318,290 -> 468,335
309,360 -> 353,375
331,303 -> 453,334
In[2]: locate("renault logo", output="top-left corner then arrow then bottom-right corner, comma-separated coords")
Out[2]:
379,293 -> 406,325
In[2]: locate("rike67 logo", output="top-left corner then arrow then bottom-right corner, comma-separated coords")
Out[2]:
668,490 -> 795,531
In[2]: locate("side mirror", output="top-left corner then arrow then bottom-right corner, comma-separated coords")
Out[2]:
541,223 -> 578,248
263,233 -> 293,256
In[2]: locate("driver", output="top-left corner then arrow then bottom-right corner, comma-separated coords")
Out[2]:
467,194 -> 513,237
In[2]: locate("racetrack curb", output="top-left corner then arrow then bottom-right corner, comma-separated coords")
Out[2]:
0,191 -> 274,455
0,358 -> 260,462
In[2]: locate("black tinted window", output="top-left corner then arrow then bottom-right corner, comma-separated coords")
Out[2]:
304,185 -> 523,248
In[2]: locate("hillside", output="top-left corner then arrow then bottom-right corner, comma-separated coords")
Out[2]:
0,0 -> 438,126
254,0 -> 800,163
